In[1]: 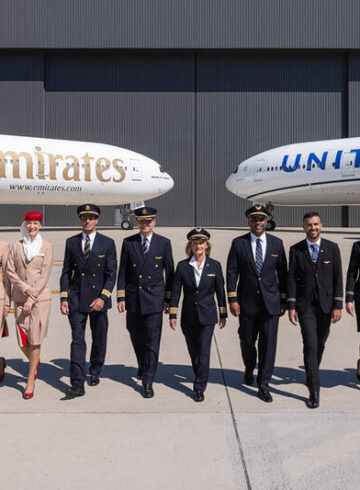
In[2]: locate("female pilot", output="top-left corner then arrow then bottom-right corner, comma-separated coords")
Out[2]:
169,228 -> 227,402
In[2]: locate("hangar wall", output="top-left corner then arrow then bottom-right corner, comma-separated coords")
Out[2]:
0,2 -> 359,227
0,50 -> 357,227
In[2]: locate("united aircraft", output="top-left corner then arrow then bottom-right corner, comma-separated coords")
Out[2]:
226,137 -> 360,229
0,134 -> 174,227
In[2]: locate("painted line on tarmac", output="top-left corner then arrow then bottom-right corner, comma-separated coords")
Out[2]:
214,333 -> 252,490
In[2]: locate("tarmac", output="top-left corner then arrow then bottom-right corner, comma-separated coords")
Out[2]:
1,225 -> 360,490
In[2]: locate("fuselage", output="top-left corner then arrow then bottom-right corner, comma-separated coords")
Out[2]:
0,135 -> 174,205
226,137 -> 360,205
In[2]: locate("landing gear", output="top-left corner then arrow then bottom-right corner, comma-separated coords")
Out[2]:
266,219 -> 276,231
265,203 -> 276,231
114,205 -> 135,230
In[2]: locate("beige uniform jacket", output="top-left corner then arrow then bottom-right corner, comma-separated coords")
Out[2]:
0,240 -> 11,305
6,240 -> 53,305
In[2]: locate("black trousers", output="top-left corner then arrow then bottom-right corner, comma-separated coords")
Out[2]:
239,307 -> 279,389
69,309 -> 109,388
355,301 -> 360,332
298,304 -> 331,392
126,311 -> 163,385
181,321 -> 215,392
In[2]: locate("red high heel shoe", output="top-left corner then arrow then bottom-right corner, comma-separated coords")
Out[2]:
23,388 -> 35,400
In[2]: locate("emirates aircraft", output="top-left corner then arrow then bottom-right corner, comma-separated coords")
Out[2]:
226,137 -> 360,229
0,134 -> 174,228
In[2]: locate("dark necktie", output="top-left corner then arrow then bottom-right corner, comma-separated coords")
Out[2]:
143,237 -> 149,254
255,237 -> 263,275
84,235 -> 91,259
310,243 -> 319,263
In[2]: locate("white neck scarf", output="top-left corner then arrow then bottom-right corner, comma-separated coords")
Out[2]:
20,221 -> 43,262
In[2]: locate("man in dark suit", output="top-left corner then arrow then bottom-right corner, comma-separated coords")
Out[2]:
227,205 -> 287,402
117,206 -> 174,398
60,204 -> 117,397
287,211 -> 343,408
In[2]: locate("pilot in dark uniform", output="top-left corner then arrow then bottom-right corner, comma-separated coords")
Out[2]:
226,205 -> 287,403
345,240 -> 360,380
60,204 -> 117,397
169,228 -> 227,402
288,211 -> 343,408
117,206 -> 174,398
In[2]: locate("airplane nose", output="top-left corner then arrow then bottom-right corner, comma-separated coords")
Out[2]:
225,174 -> 236,194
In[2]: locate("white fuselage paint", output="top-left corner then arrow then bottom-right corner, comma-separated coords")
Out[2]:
225,137 -> 360,205
0,135 -> 174,205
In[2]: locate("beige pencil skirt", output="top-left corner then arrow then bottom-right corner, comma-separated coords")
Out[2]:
15,300 -> 51,347
0,298 -> 9,338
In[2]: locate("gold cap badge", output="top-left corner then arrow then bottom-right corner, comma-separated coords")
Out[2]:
85,204 -> 90,211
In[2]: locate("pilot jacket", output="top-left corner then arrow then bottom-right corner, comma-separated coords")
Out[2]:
287,238 -> 343,392
60,232 -> 117,388
346,240 -> 360,331
169,257 -> 227,391
117,232 -> 174,385
0,240 -> 11,339
226,233 -> 287,389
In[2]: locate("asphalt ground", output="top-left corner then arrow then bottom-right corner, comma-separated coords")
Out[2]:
0,226 -> 360,490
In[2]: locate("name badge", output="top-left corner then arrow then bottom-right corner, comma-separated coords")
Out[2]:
98,254 -> 105,258
155,256 -> 162,260
207,273 -> 215,277
271,254 -> 279,257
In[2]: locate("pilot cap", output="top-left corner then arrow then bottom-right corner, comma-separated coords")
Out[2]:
77,204 -> 101,217
245,204 -> 270,219
187,228 -> 211,241
23,211 -> 43,221
135,207 -> 157,220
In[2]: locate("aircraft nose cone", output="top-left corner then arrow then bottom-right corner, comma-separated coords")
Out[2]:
225,174 -> 236,194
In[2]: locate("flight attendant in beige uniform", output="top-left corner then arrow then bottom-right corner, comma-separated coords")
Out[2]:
6,212 -> 53,399
0,240 -> 11,383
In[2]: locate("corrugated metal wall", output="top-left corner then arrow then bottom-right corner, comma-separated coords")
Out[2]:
0,50 -> 358,226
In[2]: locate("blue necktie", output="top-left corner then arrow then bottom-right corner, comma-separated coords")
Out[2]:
255,238 -> 263,275
310,244 -> 319,263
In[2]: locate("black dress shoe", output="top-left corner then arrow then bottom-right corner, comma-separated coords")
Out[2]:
193,390 -> 205,402
142,384 -> 154,398
243,371 -> 254,386
258,387 -> 273,403
307,391 -> 319,409
136,369 -> 143,380
0,357 -> 6,383
357,359 -> 360,382
88,375 -> 100,386
65,386 -> 85,397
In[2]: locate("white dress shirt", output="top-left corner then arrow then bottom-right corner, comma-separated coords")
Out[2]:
82,231 -> 97,252
250,233 -> 267,262
189,255 -> 206,287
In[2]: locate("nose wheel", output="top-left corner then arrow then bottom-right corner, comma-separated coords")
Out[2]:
266,219 -> 276,231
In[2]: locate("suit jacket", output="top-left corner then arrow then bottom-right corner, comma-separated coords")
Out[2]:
226,233 -> 287,316
6,240 -> 53,304
169,257 -> 227,326
0,240 -> 10,305
60,232 -> 117,313
287,238 -> 343,314
117,232 -> 174,315
345,241 -> 360,303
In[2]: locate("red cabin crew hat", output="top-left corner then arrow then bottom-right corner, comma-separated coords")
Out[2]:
23,211 -> 43,221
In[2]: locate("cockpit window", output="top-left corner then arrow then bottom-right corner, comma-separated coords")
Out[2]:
233,165 -> 239,174
159,165 -> 166,173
